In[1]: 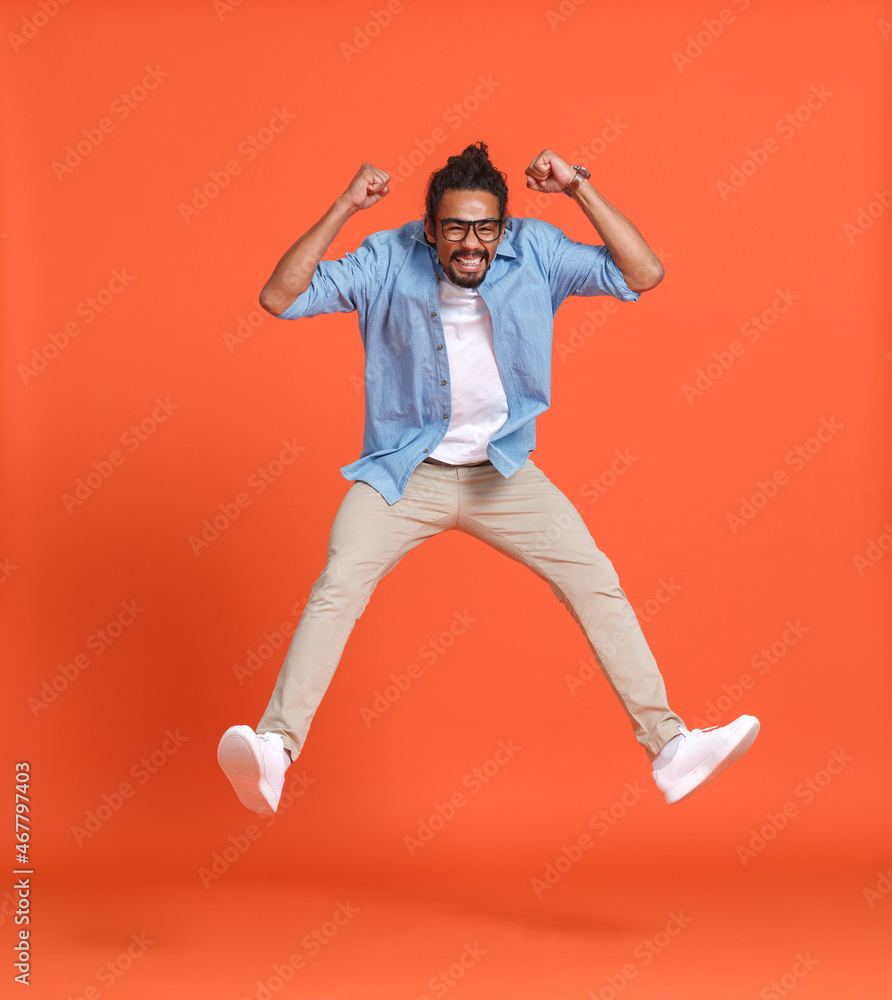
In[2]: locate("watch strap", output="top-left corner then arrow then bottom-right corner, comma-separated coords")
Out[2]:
563,164 -> 591,198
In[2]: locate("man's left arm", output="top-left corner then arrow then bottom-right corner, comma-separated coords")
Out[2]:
525,148 -> 664,293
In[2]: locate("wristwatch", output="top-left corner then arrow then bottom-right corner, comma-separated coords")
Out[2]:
563,164 -> 591,198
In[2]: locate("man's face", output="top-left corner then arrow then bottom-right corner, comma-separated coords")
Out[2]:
424,189 -> 504,289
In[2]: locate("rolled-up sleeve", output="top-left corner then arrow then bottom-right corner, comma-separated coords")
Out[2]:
548,235 -> 640,307
278,238 -> 380,320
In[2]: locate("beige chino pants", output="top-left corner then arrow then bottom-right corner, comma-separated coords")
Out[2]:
257,459 -> 684,761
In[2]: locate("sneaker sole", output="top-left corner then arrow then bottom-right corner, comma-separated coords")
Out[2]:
665,717 -> 760,805
217,726 -> 278,815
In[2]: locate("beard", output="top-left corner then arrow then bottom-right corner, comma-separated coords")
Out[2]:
444,248 -> 491,289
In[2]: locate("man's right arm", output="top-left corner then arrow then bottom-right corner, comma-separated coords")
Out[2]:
258,162 -> 391,317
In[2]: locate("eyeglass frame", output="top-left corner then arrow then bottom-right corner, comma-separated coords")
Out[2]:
430,217 -> 506,243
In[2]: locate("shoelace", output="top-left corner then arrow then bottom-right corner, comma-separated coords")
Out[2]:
681,725 -> 718,738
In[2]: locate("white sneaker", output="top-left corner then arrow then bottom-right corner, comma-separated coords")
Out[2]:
653,715 -> 760,805
217,725 -> 290,815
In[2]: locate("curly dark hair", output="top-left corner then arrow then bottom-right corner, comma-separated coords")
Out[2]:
424,141 -> 509,223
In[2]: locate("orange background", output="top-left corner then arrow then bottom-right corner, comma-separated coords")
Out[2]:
3,1 -> 891,997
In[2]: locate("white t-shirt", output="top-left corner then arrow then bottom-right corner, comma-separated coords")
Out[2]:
429,278 -> 509,464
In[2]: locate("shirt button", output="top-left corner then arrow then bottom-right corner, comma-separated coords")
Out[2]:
437,345 -> 443,350
443,414 -> 448,420
430,312 -> 437,318
441,380 -> 447,386
423,448 -> 428,453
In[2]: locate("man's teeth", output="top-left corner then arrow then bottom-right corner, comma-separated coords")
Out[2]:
456,256 -> 483,266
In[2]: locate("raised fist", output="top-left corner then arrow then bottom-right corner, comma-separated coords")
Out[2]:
343,163 -> 391,210
524,149 -> 576,194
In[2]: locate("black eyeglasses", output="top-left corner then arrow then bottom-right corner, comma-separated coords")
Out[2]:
433,218 -> 504,242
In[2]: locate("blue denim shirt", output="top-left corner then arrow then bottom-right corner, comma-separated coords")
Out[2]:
280,217 -> 639,504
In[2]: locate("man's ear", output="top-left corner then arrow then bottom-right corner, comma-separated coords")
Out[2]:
423,215 -> 435,244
